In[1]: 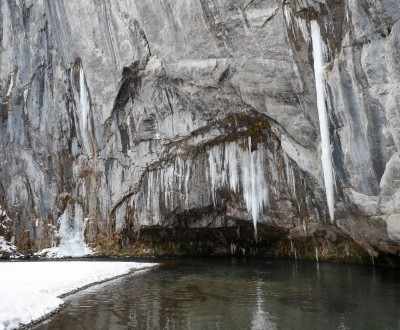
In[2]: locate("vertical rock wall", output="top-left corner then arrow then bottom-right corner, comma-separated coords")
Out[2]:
0,0 -> 399,264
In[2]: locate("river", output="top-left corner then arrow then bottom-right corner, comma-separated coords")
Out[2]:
34,258 -> 400,329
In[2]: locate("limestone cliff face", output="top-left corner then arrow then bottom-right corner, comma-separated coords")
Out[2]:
0,0 -> 399,263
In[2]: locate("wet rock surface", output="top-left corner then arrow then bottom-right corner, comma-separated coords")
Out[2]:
0,0 -> 399,265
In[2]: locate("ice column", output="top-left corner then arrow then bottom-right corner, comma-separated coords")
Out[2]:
79,67 -> 90,130
311,20 -> 335,221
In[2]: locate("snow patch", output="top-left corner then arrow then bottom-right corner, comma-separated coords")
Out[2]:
0,207 -> 22,258
0,236 -> 22,259
0,261 -> 157,330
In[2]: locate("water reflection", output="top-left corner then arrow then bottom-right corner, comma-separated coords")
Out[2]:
251,281 -> 276,330
35,259 -> 400,330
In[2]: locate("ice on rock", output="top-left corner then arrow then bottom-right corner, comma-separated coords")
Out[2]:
283,152 -> 296,196
208,138 -> 269,236
224,142 -> 239,193
0,236 -> 22,258
311,20 -> 335,221
184,158 -> 191,209
6,72 -> 14,97
231,242 -> 237,255
138,156 -> 193,225
283,6 -> 311,45
136,138 -> 268,236
57,204 -> 92,257
208,144 -> 224,206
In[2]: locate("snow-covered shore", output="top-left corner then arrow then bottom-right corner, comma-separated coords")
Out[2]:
0,261 -> 157,330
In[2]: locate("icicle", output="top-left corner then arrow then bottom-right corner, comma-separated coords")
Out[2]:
6,72 -> 14,97
184,158 -> 191,209
164,165 -> 174,211
344,245 -> 349,256
225,142 -> 239,193
283,5 -> 310,45
310,20 -> 335,222
297,18 -> 311,45
147,171 -> 154,211
175,156 -> 184,191
241,138 -> 268,238
283,6 -> 293,32
315,247 -> 319,262
231,242 -> 237,255
79,67 -> 90,130
148,170 -> 162,224
208,145 -> 223,206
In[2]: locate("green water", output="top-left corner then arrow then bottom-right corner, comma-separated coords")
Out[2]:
35,259 -> 400,329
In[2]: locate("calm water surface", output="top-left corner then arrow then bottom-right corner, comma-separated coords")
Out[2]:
35,258 -> 400,330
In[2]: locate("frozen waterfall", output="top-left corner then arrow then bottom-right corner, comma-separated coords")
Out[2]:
311,20 -> 335,222
57,204 -> 92,257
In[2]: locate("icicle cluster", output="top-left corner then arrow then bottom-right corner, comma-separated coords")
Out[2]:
310,20 -> 335,221
208,138 -> 269,236
136,156 -> 192,225
283,6 -> 311,45
136,139 -> 269,235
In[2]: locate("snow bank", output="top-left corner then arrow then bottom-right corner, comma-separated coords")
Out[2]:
0,261 -> 157,330
0,237 -> 22,259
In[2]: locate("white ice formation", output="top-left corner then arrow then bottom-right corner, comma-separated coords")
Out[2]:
136,138 -> 269,237
57,204 -> 92,257
283,6 -> 311,45
311,20 -> 335,222
6,72 -> 14,97
208,138 -> 270,235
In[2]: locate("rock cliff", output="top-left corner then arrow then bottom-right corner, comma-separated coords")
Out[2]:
1,0 -> 399,265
